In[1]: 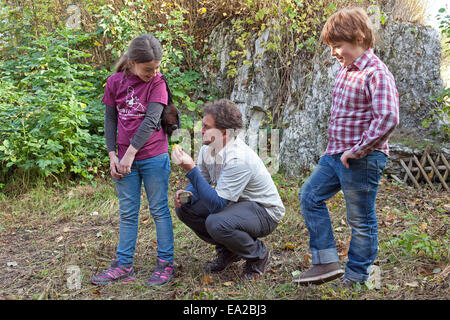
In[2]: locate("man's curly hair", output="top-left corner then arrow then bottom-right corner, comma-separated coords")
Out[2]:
203,99 -> 243,131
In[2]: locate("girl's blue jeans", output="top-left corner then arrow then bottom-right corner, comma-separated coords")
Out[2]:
113,153 -> 174,266
299,151 -> 387,283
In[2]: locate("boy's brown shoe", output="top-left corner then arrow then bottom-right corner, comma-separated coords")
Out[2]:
292,262 -> 344,286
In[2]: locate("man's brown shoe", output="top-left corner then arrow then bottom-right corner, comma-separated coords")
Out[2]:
292,262 -> 344,286
206,249 -> 241,273
241,250 -> 270,280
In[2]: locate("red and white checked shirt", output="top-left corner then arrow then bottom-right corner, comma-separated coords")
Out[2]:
326,48 -> 399,159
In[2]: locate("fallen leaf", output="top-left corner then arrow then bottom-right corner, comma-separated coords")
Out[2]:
303,254 -> 311,264
291,270 -> 301,277
91,289 -> 101,296
201,274 -> 214,285
222,281 -> 234,287
62,227 -> 70,233
383,211 -> 397,224
56,235 -> 64,243
420,222 -> 427,232
405,281 -> 419,288
226,291 -> 242,296
417,266 -> 432,276
337,236 -> 351,258
386,284 -> 399,291
202,287 -> 216,293
283,242 -> 295,250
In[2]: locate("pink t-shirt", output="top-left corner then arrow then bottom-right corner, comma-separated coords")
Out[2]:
102,72 -> 169,161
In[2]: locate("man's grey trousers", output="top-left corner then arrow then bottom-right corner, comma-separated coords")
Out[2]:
175,199 -> 278,261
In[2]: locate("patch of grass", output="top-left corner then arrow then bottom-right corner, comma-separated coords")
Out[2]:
0,170 -> 448,300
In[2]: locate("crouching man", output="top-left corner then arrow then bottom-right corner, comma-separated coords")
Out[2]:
172,98 -> 285,280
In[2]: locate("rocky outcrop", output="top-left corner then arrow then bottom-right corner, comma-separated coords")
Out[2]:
200,16 -> 445,176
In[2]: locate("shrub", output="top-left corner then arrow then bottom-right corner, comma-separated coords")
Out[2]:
0,28 -> 106,179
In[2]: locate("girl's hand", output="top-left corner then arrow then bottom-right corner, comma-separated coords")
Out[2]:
109,152 -> 123,179
118,145 -> 138,175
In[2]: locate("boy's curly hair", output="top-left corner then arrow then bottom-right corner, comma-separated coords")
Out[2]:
321,7 -> 374,49
203,99 -> 243,132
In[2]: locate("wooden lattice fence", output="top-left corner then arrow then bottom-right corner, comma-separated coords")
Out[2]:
391,146 -> 450,191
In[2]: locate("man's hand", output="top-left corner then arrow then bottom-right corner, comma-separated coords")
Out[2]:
171,145 -> 195,171
174,190 -> 193,208
340,150 -> 357,168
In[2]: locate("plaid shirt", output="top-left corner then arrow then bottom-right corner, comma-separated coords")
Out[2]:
326,48 -> 399,159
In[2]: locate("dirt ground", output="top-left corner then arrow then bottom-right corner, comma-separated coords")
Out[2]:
0,172 -> 448,300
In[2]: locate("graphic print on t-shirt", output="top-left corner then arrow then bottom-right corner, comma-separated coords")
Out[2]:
118,86 -> 146,120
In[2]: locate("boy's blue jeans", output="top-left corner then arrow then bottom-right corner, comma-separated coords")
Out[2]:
113,153 -> 174,266
299,151 -> 387,283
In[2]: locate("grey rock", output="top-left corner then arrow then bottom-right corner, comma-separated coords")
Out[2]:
200,17 -> 445,177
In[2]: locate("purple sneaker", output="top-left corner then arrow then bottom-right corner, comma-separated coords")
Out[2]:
91,258 -> 136,285
146,258 -> 175,286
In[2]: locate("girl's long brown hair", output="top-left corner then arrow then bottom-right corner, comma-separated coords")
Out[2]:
115,34 -> 163,78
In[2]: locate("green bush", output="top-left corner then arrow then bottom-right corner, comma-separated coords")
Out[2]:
0,0 -> 218,183
0,28 -> 106,178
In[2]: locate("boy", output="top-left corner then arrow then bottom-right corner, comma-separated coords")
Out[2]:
293,7 -> 399,287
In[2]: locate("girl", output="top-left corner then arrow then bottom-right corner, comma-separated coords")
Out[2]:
91,34 -> 175,287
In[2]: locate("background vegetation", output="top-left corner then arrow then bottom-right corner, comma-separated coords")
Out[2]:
0,0 -> 439,187
0,0 -> 448,301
